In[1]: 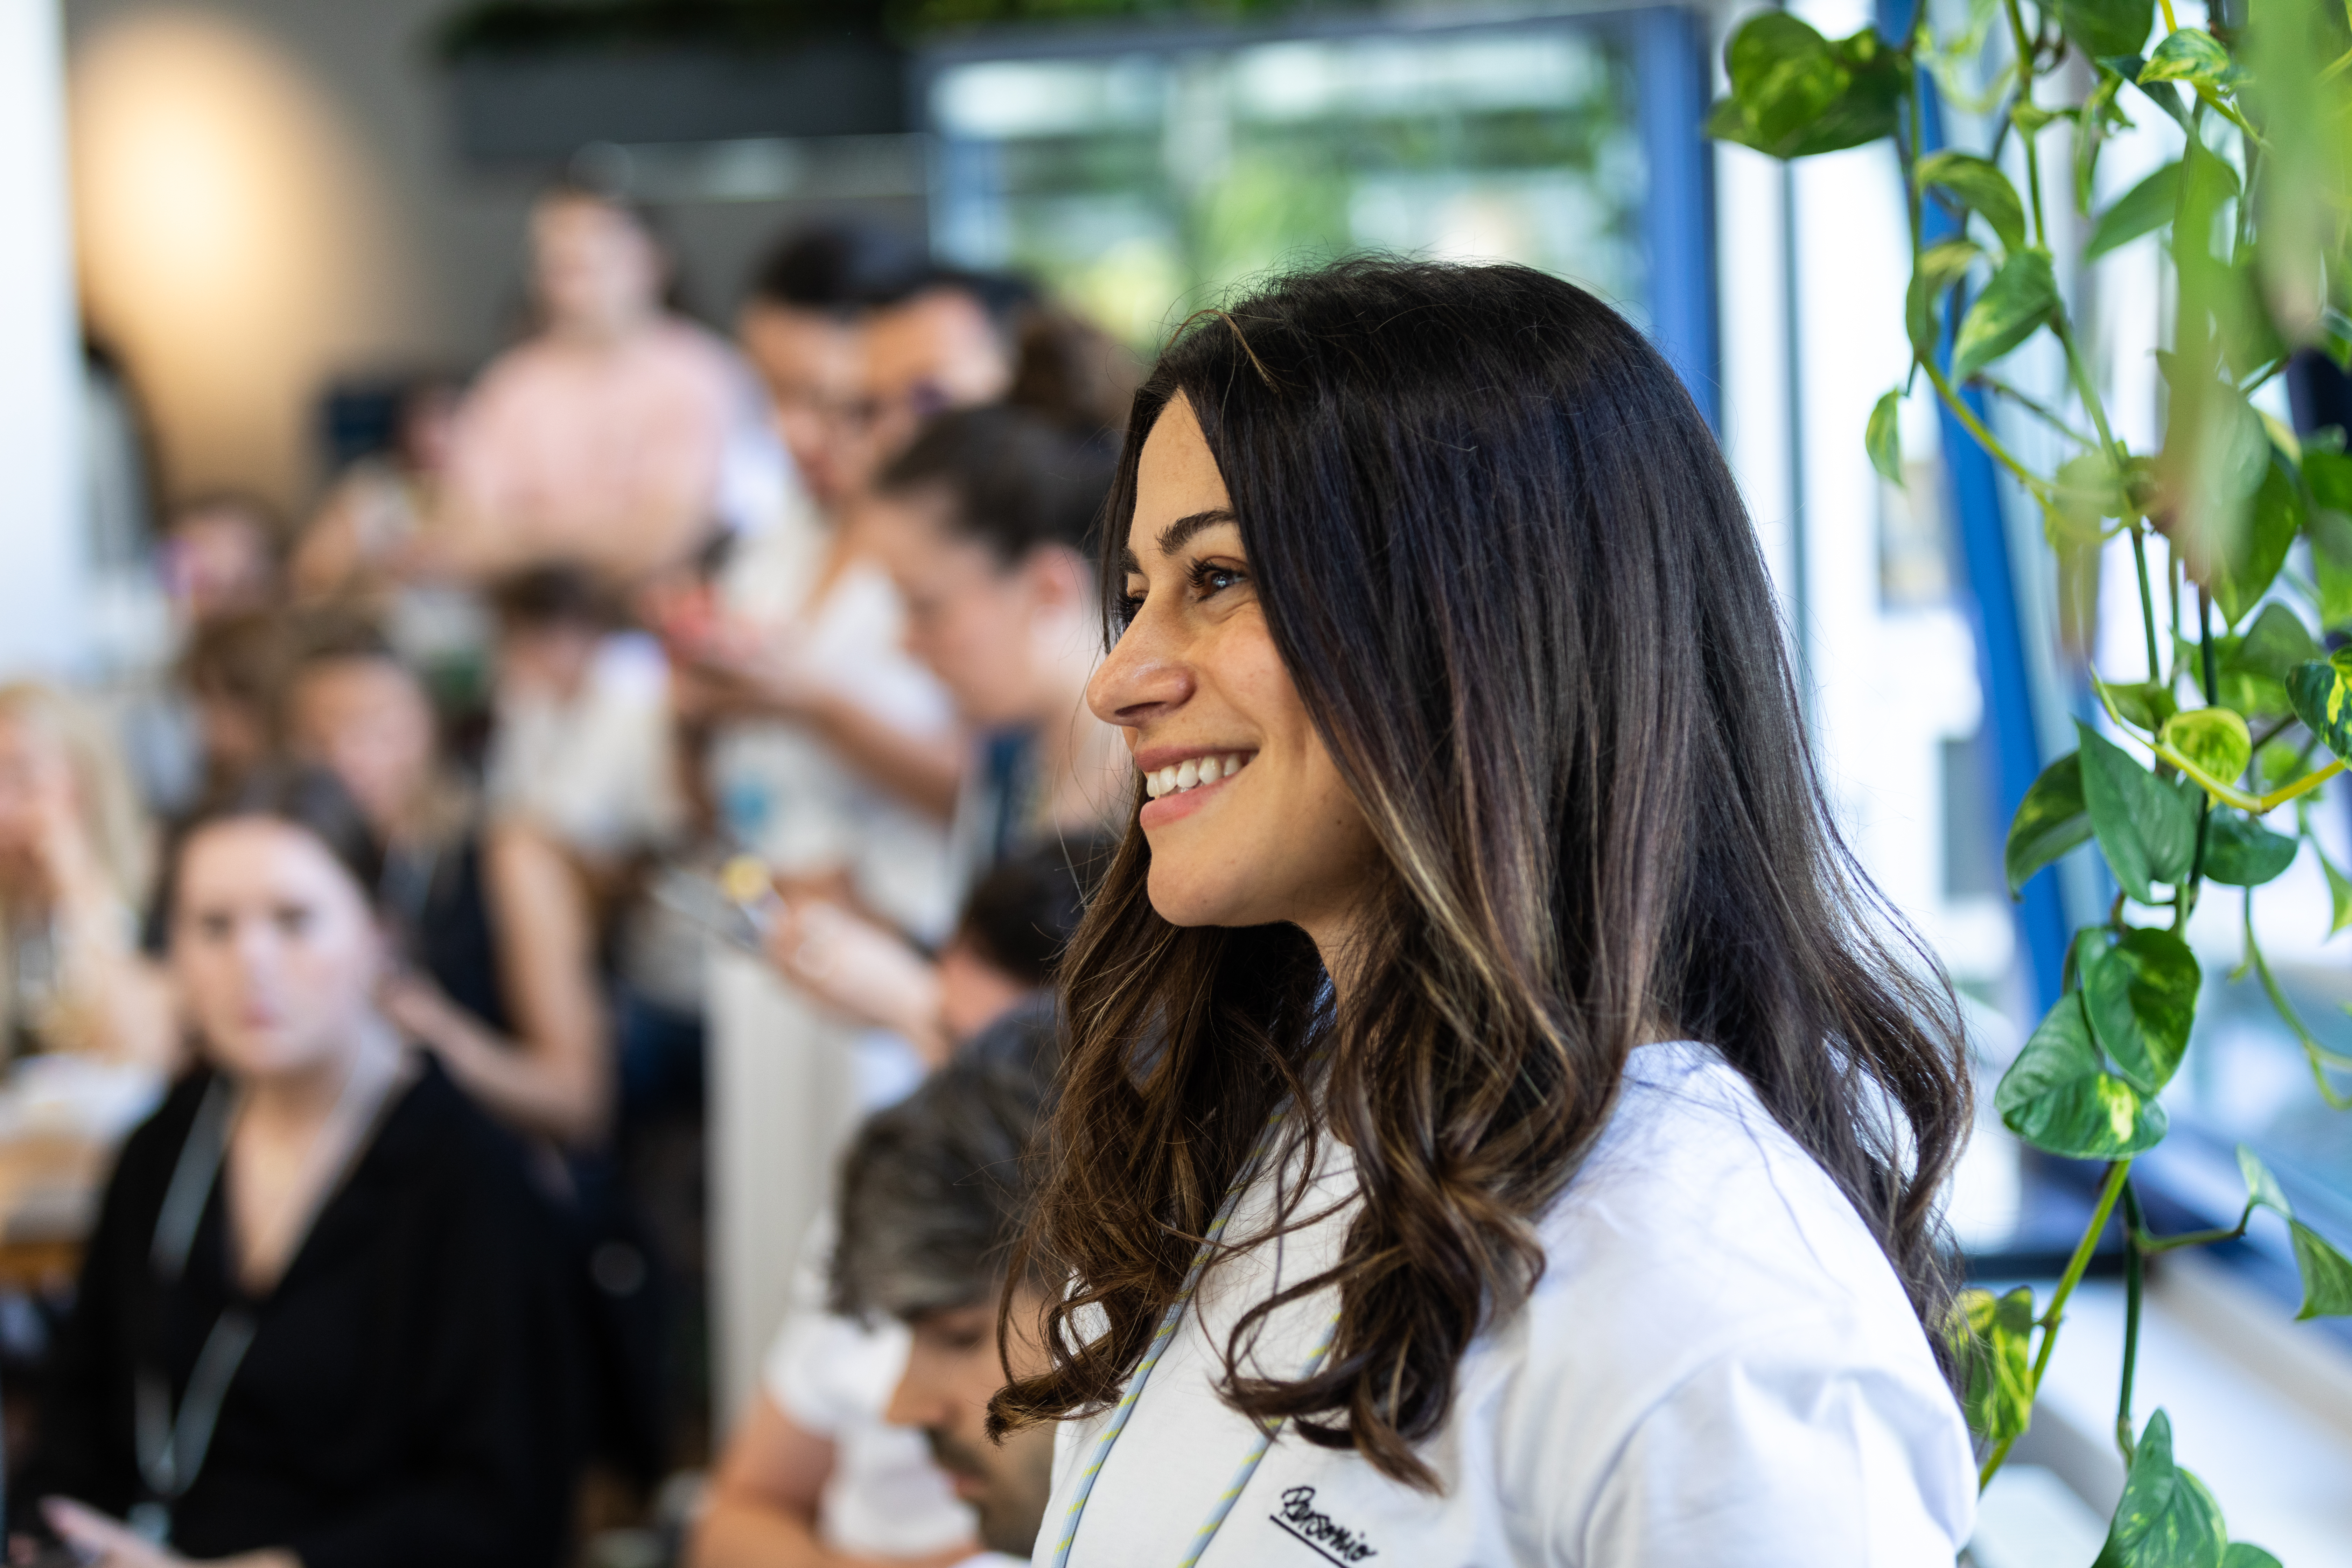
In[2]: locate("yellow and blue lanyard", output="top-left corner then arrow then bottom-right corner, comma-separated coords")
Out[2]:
1049,1103 -> 1344,1568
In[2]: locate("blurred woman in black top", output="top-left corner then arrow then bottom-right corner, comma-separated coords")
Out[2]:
19,768 -> 578,1568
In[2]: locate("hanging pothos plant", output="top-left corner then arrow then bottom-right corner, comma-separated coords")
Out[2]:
1712,0 -> 2352,1558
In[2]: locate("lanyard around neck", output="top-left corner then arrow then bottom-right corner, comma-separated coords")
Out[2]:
135,1078 -> 253,1536
1048,1099 -> 1344,1568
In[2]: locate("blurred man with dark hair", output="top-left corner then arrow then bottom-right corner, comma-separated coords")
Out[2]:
831,1050 -> 1058,1564
738,227 -> 924,511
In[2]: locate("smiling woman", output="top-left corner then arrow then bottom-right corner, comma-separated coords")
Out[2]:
993,259 -> 1980,1566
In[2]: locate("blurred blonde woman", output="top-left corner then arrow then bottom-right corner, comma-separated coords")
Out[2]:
0,684 -> 175,1069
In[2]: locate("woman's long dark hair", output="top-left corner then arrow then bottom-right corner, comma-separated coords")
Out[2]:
991,258 -> 1971,1487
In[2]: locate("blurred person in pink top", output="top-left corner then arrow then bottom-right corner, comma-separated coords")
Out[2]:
436,186 -> 784,586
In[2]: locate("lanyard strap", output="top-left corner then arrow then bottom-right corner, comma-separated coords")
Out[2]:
1050,1099 -> 1334,1568
137,1078 -> 254,1513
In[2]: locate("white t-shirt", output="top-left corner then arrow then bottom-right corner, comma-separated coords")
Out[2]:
763,1218 -> 978,1558
1040,1040 -> 1976,1566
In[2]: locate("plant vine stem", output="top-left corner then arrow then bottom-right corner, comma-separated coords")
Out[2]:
2132,527 -> 2162,684
2086,674 -> 2347,810
2000,0 -> 2049,245
1922,360 -> 2052,497
2116,1182 -> 2145,1460
1981,1160 -> 2133,1488
1980,375 -> 2098,443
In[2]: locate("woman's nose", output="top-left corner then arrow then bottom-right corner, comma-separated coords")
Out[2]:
1087,614 -> 1193,728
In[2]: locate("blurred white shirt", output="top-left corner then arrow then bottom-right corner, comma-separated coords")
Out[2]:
763,1215 -> 977,1558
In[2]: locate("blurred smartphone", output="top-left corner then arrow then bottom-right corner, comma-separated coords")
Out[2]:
649,866 -> 768,953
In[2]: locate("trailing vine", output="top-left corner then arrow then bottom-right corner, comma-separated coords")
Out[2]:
1711,0 -> 2352,1556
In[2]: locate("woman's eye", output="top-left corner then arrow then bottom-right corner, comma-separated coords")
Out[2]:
273,906 -> 314,937
197,914 -> 232,941
1114,584 -> 1148,626
1189,561 -> 1249,598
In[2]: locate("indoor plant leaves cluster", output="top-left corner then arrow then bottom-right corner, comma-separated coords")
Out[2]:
1712,0 -> 2352,1556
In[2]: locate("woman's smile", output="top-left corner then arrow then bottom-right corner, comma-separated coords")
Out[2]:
1135,746 -> 1255,826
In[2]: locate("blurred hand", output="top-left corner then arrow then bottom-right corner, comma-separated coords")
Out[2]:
760,896 -> 946,1063
377,969 -> 470,1054
39,1499 -> 180,1567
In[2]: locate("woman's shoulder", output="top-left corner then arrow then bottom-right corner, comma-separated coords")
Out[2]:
1463,1041 -> 1975,1555
366,1055 -> 546,1209
1503,1038 -> 1952,1407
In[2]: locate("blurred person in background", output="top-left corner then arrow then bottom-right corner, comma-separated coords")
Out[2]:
21,767 -> 579,1568
281,620 -> 670,1487
176,615 -> 302,811
289,377 -> 462,604
747,406 -> 1121,1058
280,616 -> 608,1149
0,685 -> 174,1070
866,405 -> 1125,875
433,185 -> 785,585
759,840 -> 1097,1072
159,495 -> 282,631
484,567 -> 685,882
738,228 -> 923,517
850,270 -> 1137,494
830,1049 -> 1057,1567
849,272 -> 1026,492
690,848 -> 1085,1568
289,376 -> 492,706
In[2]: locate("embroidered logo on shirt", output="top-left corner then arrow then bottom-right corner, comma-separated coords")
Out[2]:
1269,1485 -> 1378,1564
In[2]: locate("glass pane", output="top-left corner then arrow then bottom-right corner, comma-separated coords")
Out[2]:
927,21 -> 1645,351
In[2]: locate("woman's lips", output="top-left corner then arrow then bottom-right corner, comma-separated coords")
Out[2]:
1138,765 -> 1238,828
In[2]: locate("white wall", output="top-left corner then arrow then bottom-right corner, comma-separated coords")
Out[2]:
0,0 -> 88,677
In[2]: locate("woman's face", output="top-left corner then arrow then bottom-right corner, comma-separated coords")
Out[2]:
287,659 -> 436,838
533,195 -> 662,338
171,818 -> 383,1082
1089,396 -> 1382,946
864,489 -> 1080,729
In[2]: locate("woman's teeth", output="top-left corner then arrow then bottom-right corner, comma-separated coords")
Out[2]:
1143,753 -> 1250,800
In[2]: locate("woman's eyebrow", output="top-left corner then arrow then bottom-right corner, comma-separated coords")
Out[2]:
1156,508 -> 1237,557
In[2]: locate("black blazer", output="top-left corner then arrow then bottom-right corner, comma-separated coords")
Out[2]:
29,1055 -> 583,1568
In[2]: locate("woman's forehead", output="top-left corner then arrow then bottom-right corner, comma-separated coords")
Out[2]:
1129,397 -> 1236,565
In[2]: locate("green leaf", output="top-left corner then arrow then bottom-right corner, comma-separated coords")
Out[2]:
2109,681 -> 2181,732
2236,1143 -> 2292,1216
2289,1219 -> 2352,1318
2227,603 -> 2320,681
2201,813 -> 2299,886
2286,649 -> 2352,763
2087,160 -> 2183,259
2207,460 -> 2305,629
2223,1546 -> 2285,1568
2093,1410 -> 2229,1568
2321,849 -> 2352,937
2161,707 -> 2252,784
2049,450 -> 2132,545
2080,925 -> 2200,1094
1867,390 -> 1904,487
1955,1285 -> 2037,1446
1708,14 -> 1907,159
2077,719 -> 2201,901
1919,150 -> 2029,253
1908,239 -> 1986,355
2007,753 -> 2094,896
2140,27 -> 2243,91
2061,0 -> 2157,62
1953,249 -> 2060,382
1997,990 -> 2171,1159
